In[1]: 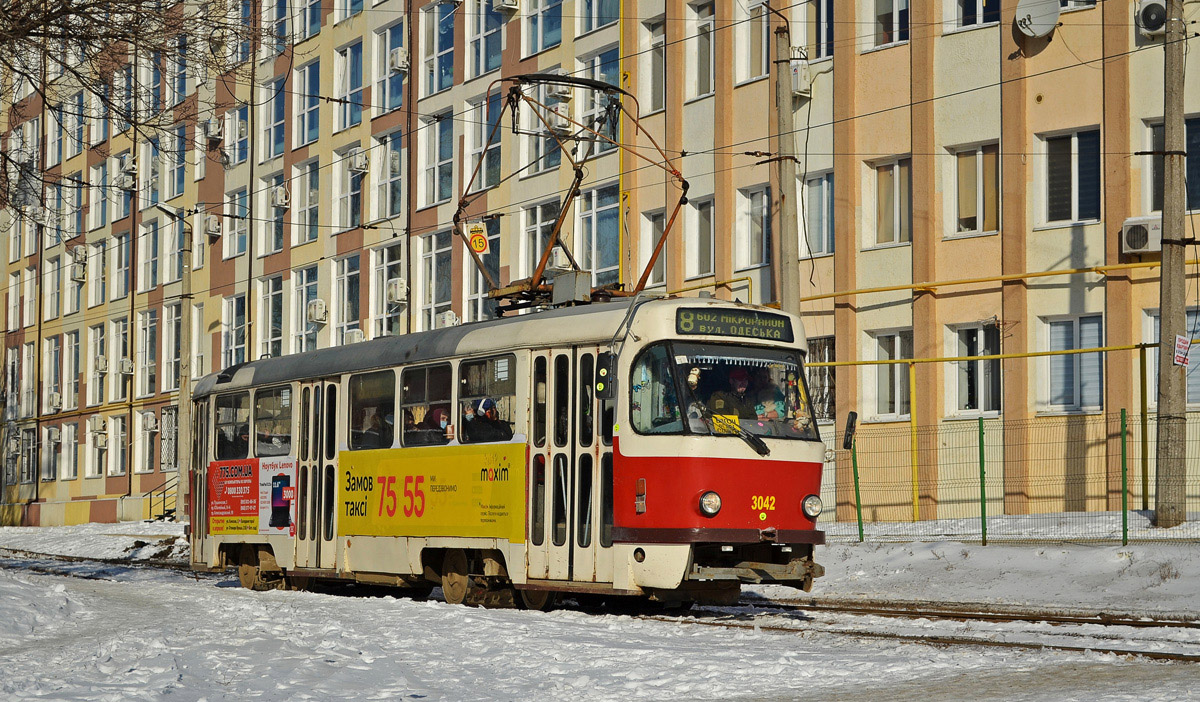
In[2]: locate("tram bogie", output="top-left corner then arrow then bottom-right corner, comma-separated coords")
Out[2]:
189,298 -> 827,606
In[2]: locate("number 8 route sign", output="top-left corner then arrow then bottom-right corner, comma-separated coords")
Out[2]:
468,223 -> 490,255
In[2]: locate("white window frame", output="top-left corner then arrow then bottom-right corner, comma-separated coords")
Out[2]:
294,159 -> 320,245
375,23 -> 405,111
334,255 -> 361,345
262,77 -> 287,161
371,243 -> 406,336
736,186 -> 771,270
335,148 -> 364,231
645,19 -> 666,112
803,172 -> 835,257
138,220 -> 160,292
808,0 -> 834,60
952,143 -> 999,236
467,0 -> 502,79
89,241 -> 107,307
873,0 -> 910,48
581,0 -> 618,34
136,309 -> 158,398
1143,309 -> 1200,408
295,60 -> 321,147
108,415 -> 127,477
640,211 -> 667,288
292,265 -> 320,353
870,328 -> 913,421
957,0 -> 1000,28
523,200 -> 560,277
87,324 -> 106,407
1040,314 -> 1104,413
873,157 -> 912,246
225,188 -> 249,258
526,0 -> 564,56
222,294 -> 248,368
421,114 -> 453,206
64,330 -> 80,409
689,3 -> 715,99
578,184 -> 621,287
420,231 -> 453,330
464,219 -> 500,323
259,275 -> 285,358
423,3 -> 454,97
110,317 -> 129,403
336,42 -> 364,131
685,197 -> 714,279
469,94 -> 502,191
949,322 -> 1001,416
61,423 -> 78,480
1040,128 -> 1101,226
163,302 -> 181,392
43,257 -> 61,320
375,131 -> 405,219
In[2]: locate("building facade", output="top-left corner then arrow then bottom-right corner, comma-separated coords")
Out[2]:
2,0 -> 1199,526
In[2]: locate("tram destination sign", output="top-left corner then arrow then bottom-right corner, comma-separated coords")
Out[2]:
675,308 -> 794,343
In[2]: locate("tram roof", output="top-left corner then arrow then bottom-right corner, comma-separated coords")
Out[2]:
193,296 -> 799,398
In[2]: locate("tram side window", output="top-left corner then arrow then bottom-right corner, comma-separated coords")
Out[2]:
349,370 -> 396,450
579,354 -> 595,447
459,354 -> 517,444
533,356 -> 547,447
630,345 -> 683,434
401,364 -> 453,446
254,386 -> 293,457
215,393 -> 251,460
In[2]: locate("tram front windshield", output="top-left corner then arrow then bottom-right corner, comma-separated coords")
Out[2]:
630,342 -> 821,442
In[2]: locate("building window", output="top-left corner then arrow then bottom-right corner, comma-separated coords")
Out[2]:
338,0 -> 363,22
169,36 -> 187,104
874,0 -> 909,46
686,198 -> 714,279
165,219 -> 185,284
163,303 -> 181,391
737,186 -> 771,270
295,61 -> 320,146
873,329 -> 913,419
1044,129 -> 1101,224
296,160 -> 320,244
260,275 -> 284,358
61,424 -> 78,480
745,4 -> 768,80
20,428 -> 36,483
303,0 -> 321,38
1148,309 -> 1200,404
88,325 -> 106,406
112,233 -> 130,299
134,410 -> 157,474
640,211 -> 667,288
524,83 -> 563,174
137,309 -> 158,397
108,416 -> 127,476
582,0 -> 617,32
377,132 -> 405,218
423,114 -> 453,205
64,330 -> 80,408
524,201 -> 561,276
959,0 -> 1000,26
955,323 -> 1001,414
955,144 -> 999,235
689,4 -> 714,98
263,172 -> 286,253
376,23 -> 405,112
646,19 -> 666,112
1045,315 -> 1103,411
293,265 -> 320,353
20,342 -> 35,416
44,335 -> 62,411
49,103 -> 63,167
579,184 -> 620,286
226,106 -> 249,165
804,172 -> 835,256
337,42 -> 364,130
335,255 -> 361,344
44,257 -> 61,320
111,317 -> 129,402
263,77 -> 286,160
138,220 -> 160,292
193,303 -> 206,377
807,336 -> 835,422
470,93 -> 502,191
42,427 -> 59,481
580,48 -> 619,155
167,124 -> 187,199
875,158 -> 912,245
421,231 -> 453,330
1060,0 -> 1096,8
372,244 -> 405,336
225,188 -> 249,258
142,138 -> 161,207
22,267 -> 35,327
266,0 -> 289,53
222,294 -> 247,368
527,0 -> 563,55
89,241 -> 106,307
424,3 -> 454,96
468,0 -> 502,78
808,0 -> 834,59
1149,118 -> 1200,212
86,417 -> 106,478
337,151 -> 364,230
67,92 -> 84,157
6,273 -> 18,330
466,219 -> 501,323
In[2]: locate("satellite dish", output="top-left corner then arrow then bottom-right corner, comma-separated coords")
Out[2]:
1014,0 -> 1061,39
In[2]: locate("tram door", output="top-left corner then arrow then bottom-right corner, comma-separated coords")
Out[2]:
573,347 -> 614,583
191,399 -> 214,567
296,379 -> 340,570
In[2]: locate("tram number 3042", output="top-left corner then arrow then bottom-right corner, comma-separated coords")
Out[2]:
751,495 -> 776,511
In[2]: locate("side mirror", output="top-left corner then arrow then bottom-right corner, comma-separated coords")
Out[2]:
842,411 -> 858,451
595,352 -> 617,400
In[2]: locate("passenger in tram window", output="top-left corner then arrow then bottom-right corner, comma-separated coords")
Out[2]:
709,368 -> 757,419
233,425 -> 250,457
753,367 -> 786,420
462,398 -> 513,442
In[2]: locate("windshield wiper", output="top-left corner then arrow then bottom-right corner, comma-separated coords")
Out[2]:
686,393 -> 770,457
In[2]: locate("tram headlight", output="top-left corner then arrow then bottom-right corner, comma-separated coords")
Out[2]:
699,491 -> 722,517
801,494 -> 823,519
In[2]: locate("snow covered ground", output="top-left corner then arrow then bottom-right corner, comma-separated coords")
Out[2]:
2,522 -> 1199,701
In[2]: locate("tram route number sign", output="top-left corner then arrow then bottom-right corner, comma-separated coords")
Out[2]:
676,308 -> 794,343
468,224 -> 490,256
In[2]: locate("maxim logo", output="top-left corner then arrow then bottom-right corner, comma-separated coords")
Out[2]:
480,463 -> 510,482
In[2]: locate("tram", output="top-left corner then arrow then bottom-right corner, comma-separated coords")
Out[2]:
188,296 -> 826,607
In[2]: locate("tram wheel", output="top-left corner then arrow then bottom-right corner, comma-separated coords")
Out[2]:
236,546 -> 283,591
441,550 -> 470,605
516,588 -> 556,611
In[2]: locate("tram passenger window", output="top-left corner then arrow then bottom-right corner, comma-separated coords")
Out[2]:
601,399 -> 614,446
297,465 -> 308,538
579,354 -> 594,447
322,464 -> 335,541
577,454 -> 593,548
401,364 -> 453,446
459,354 -> 517,444
324,386 -> 337,460
531,453 -> 545,546
533,357 -> 547,447
300,388 -> 310,461
553,355 -> 570,447
552,454 -> 568,546
630,345 -> 683,434
254,386 -> 293,457
600,454 -> 613,548
215,393 -> 251,460
349,370 -> 396,450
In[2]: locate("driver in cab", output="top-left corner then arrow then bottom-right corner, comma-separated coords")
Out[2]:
709,368 -> 757,419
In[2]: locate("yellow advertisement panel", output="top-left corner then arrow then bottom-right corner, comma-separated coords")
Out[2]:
338,443 -> 527,543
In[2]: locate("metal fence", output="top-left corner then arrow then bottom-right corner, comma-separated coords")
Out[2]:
817,412 -> 1200,544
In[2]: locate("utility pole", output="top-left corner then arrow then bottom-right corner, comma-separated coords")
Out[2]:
1155,0 -> 1187,528
156,205 -> 192,521
768,4 -> 801,315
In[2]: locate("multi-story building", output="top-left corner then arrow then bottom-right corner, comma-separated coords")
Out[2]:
2,0 -> 1198,526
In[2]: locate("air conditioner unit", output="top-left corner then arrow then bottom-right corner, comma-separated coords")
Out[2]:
495,0 -> 519,10
48,426 -> 61,444
47,392 -> 62,411
435,310 -> 460,329
119,154 -> 137,177
1137,0 -> 1167,37
71,245 -> 87,264
7,437 -> 20,454
205,213 -> 222,239
142,411 -> 158,433
343,328 -> 365,344
70,263 -> 86,283
348,148 -> 369,173
95,355 -> 109,373
271,185 -> 290,208
1121,215 -> 1163,254
385,277 -> 408,304
306,298 -> 328,324
547,247 -> 571,271
203,118 -> 224,142
547,108 -> 572,134
118,358 -> 135,375
388,46 -> 410,74
88,416 -> 106,434
548,84 -> 573,102
114,172 -> 137,192
790,58 -> 812,98
94,433 -> 108,448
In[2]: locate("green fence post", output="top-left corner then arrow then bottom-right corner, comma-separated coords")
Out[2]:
852,441 -> 864,543
1121,409 -> 1129,547
979,417 -> 987,546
